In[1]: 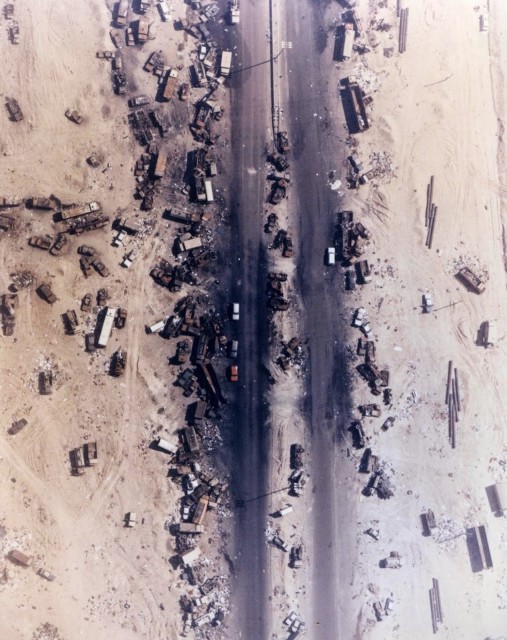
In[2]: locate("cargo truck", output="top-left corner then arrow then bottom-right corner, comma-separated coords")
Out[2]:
162,69 -> 178,100
115,0 -> 128,27
229,0 -> 240,24
220,50 -> 232,76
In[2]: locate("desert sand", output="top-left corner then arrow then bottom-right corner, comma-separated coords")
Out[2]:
331,0 -> 507,637
0,1 -> 233,639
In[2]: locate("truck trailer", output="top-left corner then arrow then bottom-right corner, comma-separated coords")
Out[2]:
97,307 -> 117,347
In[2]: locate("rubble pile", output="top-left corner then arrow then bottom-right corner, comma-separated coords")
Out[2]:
265,131 -> 291,205
266,271 -> 290,313
276,337 -> 305,372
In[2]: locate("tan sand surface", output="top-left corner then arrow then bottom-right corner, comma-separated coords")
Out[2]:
0,1 -> 231,639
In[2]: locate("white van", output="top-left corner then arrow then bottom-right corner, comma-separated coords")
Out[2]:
327,247 -> 336,265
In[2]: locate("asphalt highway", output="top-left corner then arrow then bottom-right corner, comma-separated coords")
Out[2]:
225,1 -> 273,637
226,0 -> 358,637
282,2 -> 359,637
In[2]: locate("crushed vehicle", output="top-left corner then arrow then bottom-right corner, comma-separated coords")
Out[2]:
37,283 -> 57,304
269,534 -> 289,552
5,97 -> 23,121
277,130 -> 289,153
381,551 -> 402,568
111,348 -> 127,377
78,245 -> 96,256
30,197 -> 53,209
80,256 -> 93,277
92,258 -> 110,277
290,443 -> 304,469
365,527 -> 380,541
349,420 -> 366,448
128,95 -> 150,108
50,234 -> 68,256
37,568 -> 56,582
456,266 -> 486,294
381,416 -> 395,431
29,235 -> 53,251
352,307 -> 366,327
63,310 -> 79,334
122,249 -> 139,268
65,108 -> 83,124
115,308 -> 127,329
81,293 -> 92,312
359,404 -> 381,418
97,288 -> 108,306
39,371 -> 53,395
289,544 -> 303,568
8,418 -> 28,436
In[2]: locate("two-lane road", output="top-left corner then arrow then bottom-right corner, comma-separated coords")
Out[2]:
226,1 -> 273,638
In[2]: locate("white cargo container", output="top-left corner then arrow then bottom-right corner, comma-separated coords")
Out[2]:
149,319 -> 166,334
278,504 -> 294,517
180,547 -> 201,565
204,179 -> 214,203
156,437 -> 178,454
341,24 -> 355,59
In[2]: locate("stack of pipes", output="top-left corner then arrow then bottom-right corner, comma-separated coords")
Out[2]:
398,7 -> 409,53
429,577 -> 443,633
425,175 -> 437,248
445,361 -> 461,448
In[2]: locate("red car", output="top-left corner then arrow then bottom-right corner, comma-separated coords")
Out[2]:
229,365 -> 238,382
